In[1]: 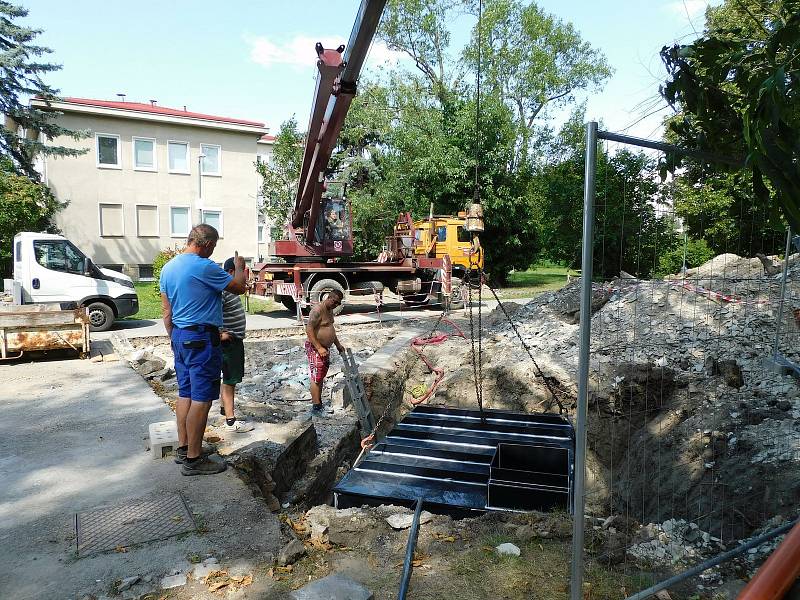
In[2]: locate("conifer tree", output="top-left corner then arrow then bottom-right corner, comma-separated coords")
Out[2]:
0,2 -> 86,180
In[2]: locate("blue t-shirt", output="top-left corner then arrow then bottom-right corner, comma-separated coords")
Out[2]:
159,253 -> 232,328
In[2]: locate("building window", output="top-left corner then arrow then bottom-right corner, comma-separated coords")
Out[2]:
136,205 -> 159,237
201,209 -> 223,236
200,144 -> 221,176
168,141 -> 189,173
100,264 -> 124,273
133,137 -> 156,171
170,206 -> 190,237
99,203 -> 124,237
33,239 -> 85,274
96,134 -> 120,168
257,223 -> 265,243
138,264 -> 154,280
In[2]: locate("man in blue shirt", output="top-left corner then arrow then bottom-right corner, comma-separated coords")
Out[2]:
160,224 -> 247,475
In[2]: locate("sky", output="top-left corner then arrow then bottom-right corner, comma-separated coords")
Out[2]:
21,0 -> 720,140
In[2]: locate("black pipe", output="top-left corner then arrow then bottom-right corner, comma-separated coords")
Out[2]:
398,499 -> 424,600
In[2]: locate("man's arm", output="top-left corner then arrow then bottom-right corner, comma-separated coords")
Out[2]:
305,307 -> 328,359
332,329 -> 345,353
224,251 -> 247,295
161,293 -> 173,337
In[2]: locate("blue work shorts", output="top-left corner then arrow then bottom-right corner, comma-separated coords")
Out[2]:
171,327 -> 222,402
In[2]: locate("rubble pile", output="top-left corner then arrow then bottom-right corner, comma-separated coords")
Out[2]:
627,518 -> 724,567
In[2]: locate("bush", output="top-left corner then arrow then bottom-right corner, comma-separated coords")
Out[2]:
657,237 -> 715,277
152,246 -> 182,296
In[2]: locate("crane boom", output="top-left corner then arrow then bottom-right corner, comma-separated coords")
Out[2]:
290,0 -> 387,250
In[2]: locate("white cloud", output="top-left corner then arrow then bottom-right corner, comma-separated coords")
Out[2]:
246,33 -> 404,71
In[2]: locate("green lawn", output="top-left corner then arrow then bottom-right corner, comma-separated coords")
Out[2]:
494,263 -> 579,299
124,282 -> 280,321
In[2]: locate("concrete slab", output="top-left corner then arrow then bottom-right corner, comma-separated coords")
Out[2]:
0,355 -> 281,600
291,573 -> 374,600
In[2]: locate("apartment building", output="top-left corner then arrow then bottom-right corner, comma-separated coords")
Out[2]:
32,97 -> 272,279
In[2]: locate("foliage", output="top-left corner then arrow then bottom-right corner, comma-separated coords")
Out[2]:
532,110 -> 677,278
656,237 -> 715,277
0,157 -> 62,276
671,169 -> 785,256
0,2 -> 87,179
152,245 -> 182,297
378,0 -> 460,105
256,117 -> 303,227
660,0 -> 800,230
464,0 -> 612,165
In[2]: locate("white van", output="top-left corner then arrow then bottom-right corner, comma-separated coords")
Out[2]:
13,232 -> 139,331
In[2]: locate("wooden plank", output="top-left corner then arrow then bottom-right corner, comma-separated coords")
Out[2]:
0,311 -> 80,327
0,302 -> 66,313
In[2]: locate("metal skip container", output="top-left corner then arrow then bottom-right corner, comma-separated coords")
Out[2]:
0,303 -> 90,360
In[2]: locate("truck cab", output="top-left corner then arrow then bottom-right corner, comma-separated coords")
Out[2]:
412,215 -> 484,277
13,232 -> 139,331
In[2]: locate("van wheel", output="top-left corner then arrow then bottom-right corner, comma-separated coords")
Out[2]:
86,302 -> 114,332
310,279 -> 345,315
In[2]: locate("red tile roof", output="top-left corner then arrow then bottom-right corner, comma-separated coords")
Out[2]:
259,134 -> 276,142
62,97 -> 265,127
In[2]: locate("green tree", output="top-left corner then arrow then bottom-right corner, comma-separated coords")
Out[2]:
0,158 -> 62,275
671,169 -> 785,256
660,0 -> 800,230
256,117 -> 303,228
465,0 -> 612,167
0,2 -> 87,179
378,0 -> 461,106
533,110 -> 677,278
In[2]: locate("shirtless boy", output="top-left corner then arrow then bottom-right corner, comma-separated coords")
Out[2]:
305,289 -> 345,415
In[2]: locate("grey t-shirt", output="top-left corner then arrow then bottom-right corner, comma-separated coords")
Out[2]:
221,290 -> 246,339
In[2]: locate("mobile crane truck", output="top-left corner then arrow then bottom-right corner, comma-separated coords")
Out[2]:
251,0 -> 484,315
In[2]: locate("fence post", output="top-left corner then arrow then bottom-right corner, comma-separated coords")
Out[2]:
773,226 -> 793,358
569,121 -> 597,600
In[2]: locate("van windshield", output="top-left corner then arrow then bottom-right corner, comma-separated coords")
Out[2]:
34,240 -> 86,274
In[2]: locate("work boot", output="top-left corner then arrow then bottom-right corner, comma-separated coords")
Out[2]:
174,445 -> 214,464
309,403 -> 334,418
181,455 -> 227,476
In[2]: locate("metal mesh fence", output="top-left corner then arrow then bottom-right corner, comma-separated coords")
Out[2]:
570,123 -> 800,599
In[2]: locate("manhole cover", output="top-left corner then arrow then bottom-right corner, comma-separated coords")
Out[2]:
76,493 -> 196,555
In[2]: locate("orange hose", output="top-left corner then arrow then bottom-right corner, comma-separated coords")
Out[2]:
738,520 -> 800,600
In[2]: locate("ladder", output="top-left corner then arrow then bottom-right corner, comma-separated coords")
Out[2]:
341,348 -> 376,433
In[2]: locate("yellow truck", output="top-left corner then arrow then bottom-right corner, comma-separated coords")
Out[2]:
410,212 -> 484,280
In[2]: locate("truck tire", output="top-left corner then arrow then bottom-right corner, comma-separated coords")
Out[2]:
310,279 -> 345,315
86,301 -> 114,332
277,295 -> 297,313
